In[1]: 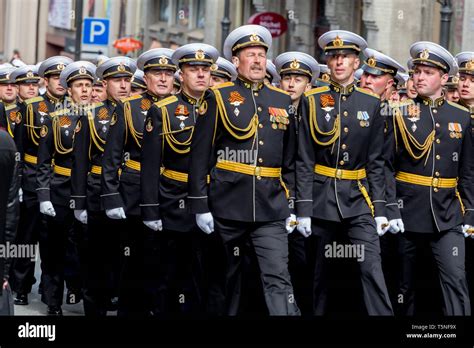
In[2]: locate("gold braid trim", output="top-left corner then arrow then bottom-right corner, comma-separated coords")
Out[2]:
27,104 -> 40,146
161,106 -> 194,154
213,89 -> 258,140
53,117 -> 72,155
88,111 -> 106,153
124,100 -> 143,148
308,95 -> 339,146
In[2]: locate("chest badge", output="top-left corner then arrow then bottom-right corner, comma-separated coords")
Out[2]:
228,91 -> 245,116
320,94 -> 335,122
59,116 -> 72,136
407,104 -> 421,132
448,122 -> 462,139
175,104 -> 190,130
357,111 -> 370,127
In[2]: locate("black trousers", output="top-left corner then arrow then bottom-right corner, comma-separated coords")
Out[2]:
311,214 -> 394,316
117,216 -> 145,317
40,205 -> 81,307
380,232 -> 402,315
10,194 -> 46,294
399,227 -> 471,316
144,228 -> 205,314
214,217 -> 300,316
81,211 -> 121,317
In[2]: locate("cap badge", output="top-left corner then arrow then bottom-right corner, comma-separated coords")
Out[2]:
118,62 -> 126,72
195,50 -> 205,60
290,59 -> 300,69
159,56 -> 168,65
79,67 -> 87,75
420,49 -> 430,60
57,63 -> 65,71
367,57 -> 376,68
321,73 -> 330,82
210,63 -> 218,72
26,71 -> 34,78
332,36 -> 343,47
466,60 -> 474,70
250,34 -> 260,42
452,75 -> 459,84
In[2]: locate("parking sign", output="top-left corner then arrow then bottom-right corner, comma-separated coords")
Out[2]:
83,18 -> 110,45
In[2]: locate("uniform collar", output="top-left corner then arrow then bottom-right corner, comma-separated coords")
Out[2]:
106,97 -> 117,108
181,90 -> 200,105
237,75 -> 264,91
329,79 -> 356,95
459,99 -> 474,113
3,100 -> 17,108
417,94 -> 445,107
145,91 -> 160,103
45,91 -> 63,105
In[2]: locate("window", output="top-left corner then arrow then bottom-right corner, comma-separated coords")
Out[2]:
196,0 -> 205,29
176,0 -> 190,27
159,0 -> 170,22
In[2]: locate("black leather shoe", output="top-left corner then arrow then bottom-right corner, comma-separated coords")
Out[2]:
14,293 -> 28,305
66,289 -> 82,305
106,297 -> 118,311
47,306 -> 63,316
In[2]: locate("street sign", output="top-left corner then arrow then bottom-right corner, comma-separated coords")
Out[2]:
248,12 -> 288,37
113,37 -> 143,54
83,18 -> 110,45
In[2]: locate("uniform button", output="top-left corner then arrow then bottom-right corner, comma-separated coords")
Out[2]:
339,160 -> 345,165
471,115 -> 474,119
343,111 -> 348,116
257,107 -> 262,112
433,188 -> 439,193
256,175 -> 262,180
436,155 -> 441,160
259,140 -> 264,145
258,123 -> 263,129
341,144 -> 347,150
254,92 -> 258,97
436,123 -> 440,128
435,171 -> 440,177
436,139 -> 440,144
258,158 -> 263,163
342,96 -> 347,101
432,109 -> 437,114
344,127 -> 349,133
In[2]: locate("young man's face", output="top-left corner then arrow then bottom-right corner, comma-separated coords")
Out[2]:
45,75 -> 66,98
413,65 -> 447,98
180,64 -> 211,95
360,72 -> 394,98
406,77 -> 418,98
232,46 -> 267,82
279,74 -> 311,102
18,83 -> 39,100
131,87 -> 146,96
210,75 -> 228,87
104,76 -> 131,101
68,78 -> 93,105
91,84 -> 108,103
0,83 -> 18,103
143,69 -> 174,97
326,53 -> 360,84
445,88 -> 460,103
458,73 -> 474,104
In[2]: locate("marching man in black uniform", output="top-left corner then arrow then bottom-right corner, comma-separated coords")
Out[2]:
188,24 -> 300,316
0,65 -> 19,137
36,61 -> 95,315
456,52 -> 474,141
141,43 -> 219,314
10,56 -> 73,306
71,56 -> 136,316
388,42 -> 474,315
296,30 -> 394,315
101,48 -> 176,317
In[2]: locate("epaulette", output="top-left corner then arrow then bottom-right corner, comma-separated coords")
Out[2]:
447,101 -> 469,112
267,84 -> 290,96
120,94 -> 142,103
211,81 -> 234,90
50,108 -> 70,117
355,86 -> 380,99
23,96 -> 44,105
155,95 -> 178,108
4,103 -> 18,111
91,102 -> 104,109
387,99 -> 414,108
304,86 -> 330,97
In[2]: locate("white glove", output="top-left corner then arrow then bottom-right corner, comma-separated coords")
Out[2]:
375,216 -> 390,236
285,214 -> 297,234
196,213 -> 214,234
462,225 -> 474,238
296,217 -> 312,238
39,201 -> 56,217
106,207 -> 127,220
143,220 -> 163,231
388,218 -> 405,234
74,209 -> 88,224
18,188 -> 23,203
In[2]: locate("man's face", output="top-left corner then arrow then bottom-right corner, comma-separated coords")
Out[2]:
91,84 -> 107,103
210,75 -> 228,87
104,76 -> 131,101
326,53 -> 360,84
143,69 -> 174,97
0,83 -> 18,103
279,74 -> 311,102
360,72 -> 394,97
68,78 -> 92,105
413,65 -> 447,97
45,75 -> 66,98
18,83 -> 39,100
180,64 -> 211,95
445,88 -> 460,103
232,46 -> 267,82
406,77 -> 418,98
458,73 -> 474,103
131,87 -> 146,96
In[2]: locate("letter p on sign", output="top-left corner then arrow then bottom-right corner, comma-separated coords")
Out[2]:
83,18 -> 110,45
